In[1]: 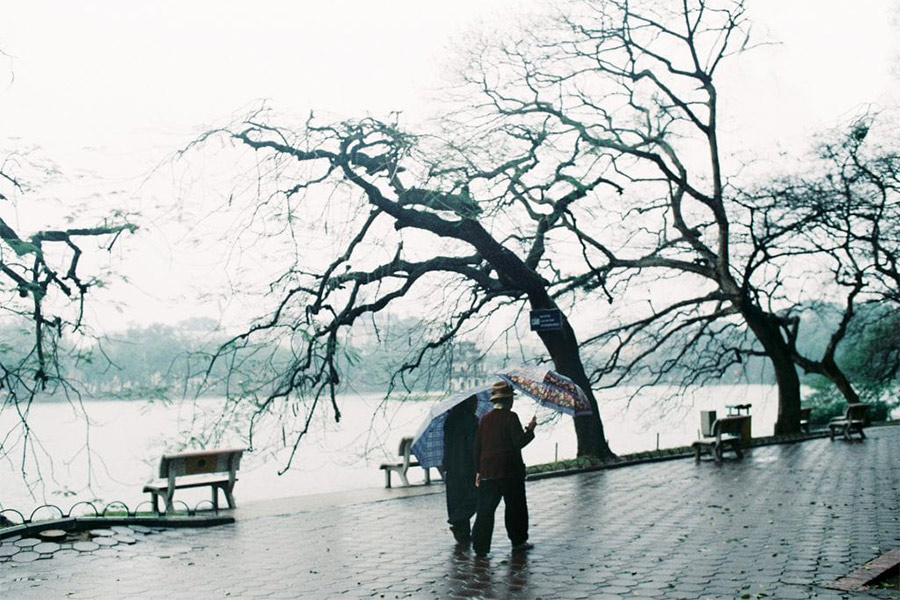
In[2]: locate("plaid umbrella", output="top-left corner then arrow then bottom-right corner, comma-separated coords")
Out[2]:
410,386 -> 493,469
497,366 -> 593,417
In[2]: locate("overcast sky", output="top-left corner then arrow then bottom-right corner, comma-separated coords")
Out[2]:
1,0 -> 898,331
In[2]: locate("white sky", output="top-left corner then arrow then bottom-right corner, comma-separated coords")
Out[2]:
1,0 -> 898,332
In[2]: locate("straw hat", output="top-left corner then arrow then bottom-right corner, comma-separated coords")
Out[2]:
490,380 -> 514,402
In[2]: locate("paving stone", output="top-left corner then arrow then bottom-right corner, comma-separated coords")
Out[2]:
37,529 -> 68,541
605,577 -> 639,588
110,526 -> 133,535
94,536 -> 118,547
597,585 -> 632,595
114,534 -> 137,544
775,587 -> 817,599
630,588 -> 665,597
32,542 -> 61,554
129,525 -> 153,534
73,541 -> 100,552
89,528 -> 116,537
666,592 -> 698,600
11,551 -> 39,562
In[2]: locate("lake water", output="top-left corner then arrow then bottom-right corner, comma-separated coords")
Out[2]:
0,385 -> 780,516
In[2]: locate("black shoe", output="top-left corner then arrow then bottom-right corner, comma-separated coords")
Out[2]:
511,542 -> 534,552
450,525 -> 471,545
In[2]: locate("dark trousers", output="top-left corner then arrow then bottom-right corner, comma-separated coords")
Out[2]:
472,477 -> 528,554
445,469 -> 477,536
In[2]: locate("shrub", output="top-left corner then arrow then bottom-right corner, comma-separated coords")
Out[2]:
803,376 -> 898,424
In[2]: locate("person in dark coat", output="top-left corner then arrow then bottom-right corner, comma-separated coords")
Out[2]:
471,380 -> 537,557
442,395 -> 479,544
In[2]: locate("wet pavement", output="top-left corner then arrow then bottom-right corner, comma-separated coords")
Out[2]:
1,426 -> 897,599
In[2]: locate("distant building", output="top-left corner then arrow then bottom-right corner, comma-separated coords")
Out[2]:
448,341 -> 486,391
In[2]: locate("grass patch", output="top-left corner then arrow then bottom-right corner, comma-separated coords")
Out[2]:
526,445 -> 695,476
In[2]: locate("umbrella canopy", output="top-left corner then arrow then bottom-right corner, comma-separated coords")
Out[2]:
411,368 -> 591,468
497,366 -> 593,417
410,386 -> 493,469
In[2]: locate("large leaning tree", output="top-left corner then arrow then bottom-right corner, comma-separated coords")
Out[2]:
189,111 -> 620,463
0,154 -> 136,473
454,0 -> 833,433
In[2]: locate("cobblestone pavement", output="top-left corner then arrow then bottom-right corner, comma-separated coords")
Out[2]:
2,427 -> 898,599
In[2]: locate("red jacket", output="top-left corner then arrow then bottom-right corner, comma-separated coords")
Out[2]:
474,407 -> 535,480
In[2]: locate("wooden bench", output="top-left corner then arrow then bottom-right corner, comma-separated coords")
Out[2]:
692,415 -> 749,462
828,403 -> 868,441
143,448 -> 244,514
799,407 -> 812,433
379,437 -> 432,488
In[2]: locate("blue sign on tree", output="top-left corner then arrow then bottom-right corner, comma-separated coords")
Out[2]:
530,309 -> 563,332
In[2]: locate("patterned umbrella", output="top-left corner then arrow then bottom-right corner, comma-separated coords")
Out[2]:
410,386 -> 493,469
497,366 -> 593,417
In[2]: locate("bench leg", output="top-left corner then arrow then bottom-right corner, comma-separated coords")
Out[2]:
164,489 -> 175,515
424,468 -> 431,485
223,484 -> 236,509
149,492 -> 162,515
211,486 -> 220,511
397,469 -> 410,487
384,470 -> 392,488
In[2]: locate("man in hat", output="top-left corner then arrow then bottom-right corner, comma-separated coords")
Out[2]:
471,380 -> 538,557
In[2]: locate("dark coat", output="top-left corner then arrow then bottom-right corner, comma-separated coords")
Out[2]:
443,407 -> 478,476
473,407 -> 534,480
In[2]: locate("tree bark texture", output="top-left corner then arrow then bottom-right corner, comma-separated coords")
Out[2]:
740,301 -> 802,434
533,308 -> 612,459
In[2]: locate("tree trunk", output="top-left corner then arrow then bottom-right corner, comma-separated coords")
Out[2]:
741,302 -> 802,435
821,359 -> 861,405
791,349 -> 863,407
456,223 -> 615,458
530,302 -> 615,459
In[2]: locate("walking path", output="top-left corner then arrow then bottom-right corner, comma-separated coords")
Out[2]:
1,426 -> 898,599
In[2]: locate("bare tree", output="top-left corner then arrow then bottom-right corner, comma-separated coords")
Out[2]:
742,114 -> 900,405
0,154 -> 136,479
188,112 -> 620,463
455,0 -> 824,433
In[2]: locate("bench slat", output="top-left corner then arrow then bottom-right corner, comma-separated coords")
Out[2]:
159,448 -> 244,478
143,475 -> 235,492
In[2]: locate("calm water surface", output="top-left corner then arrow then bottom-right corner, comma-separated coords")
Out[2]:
0,385 -> 779,515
